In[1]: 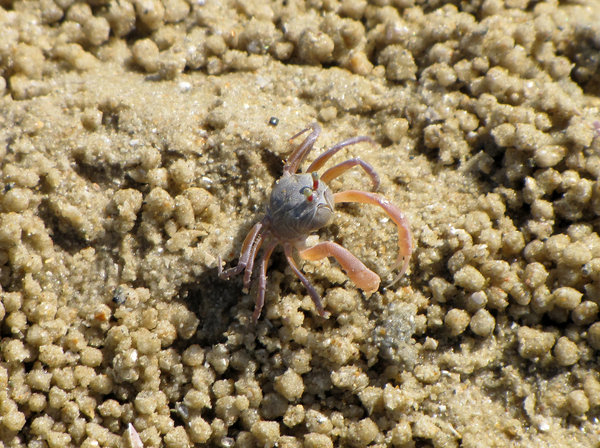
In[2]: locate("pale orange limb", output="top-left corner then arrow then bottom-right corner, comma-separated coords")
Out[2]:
298,241 -> 380,293
333,190 -> 412,286
320,158 -> 380,190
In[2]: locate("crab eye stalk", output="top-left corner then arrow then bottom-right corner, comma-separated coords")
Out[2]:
300,186 -> 314,202
311,171 -> 319,190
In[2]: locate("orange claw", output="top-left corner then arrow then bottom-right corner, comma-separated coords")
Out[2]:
299,241 -> 381,293
333,190 -> 412,286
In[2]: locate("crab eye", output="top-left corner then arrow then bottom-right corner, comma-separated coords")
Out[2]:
311,171 -> 319,190
300,186 -> 314,202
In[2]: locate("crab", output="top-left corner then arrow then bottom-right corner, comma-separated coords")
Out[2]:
218,123 -> 412,322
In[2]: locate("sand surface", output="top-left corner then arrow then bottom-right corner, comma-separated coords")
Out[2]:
2,0 -> 600,447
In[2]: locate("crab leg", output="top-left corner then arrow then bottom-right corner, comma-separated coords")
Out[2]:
320,158 -> 380,190
306,136 -> 375,173
284,122 -> 321,175
218,222 -> 263,279
243,233 -> 264,293
333,190 -> 412,286
298,242 -> 380,293
253,241 -> 277,322
284,243 -> 331,318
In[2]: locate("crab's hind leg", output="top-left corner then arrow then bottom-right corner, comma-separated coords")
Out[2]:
242,233 -> 264,293
253,241 -> 277,322
284,243 -> 331,318
333,190 -> 412,286
284,123 -> 321,175
218,222 -> 263,279
298,241 -> 381,293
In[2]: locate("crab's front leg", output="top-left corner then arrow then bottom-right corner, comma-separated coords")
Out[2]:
333,190 -> 412,286
298,241 -> 380,293
320,158 -> 380,190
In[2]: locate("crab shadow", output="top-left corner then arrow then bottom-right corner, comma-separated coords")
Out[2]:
176,268 -> 243,346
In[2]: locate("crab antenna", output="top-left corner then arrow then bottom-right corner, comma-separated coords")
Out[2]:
301,186 -> 314,202
311,171 -> 319,190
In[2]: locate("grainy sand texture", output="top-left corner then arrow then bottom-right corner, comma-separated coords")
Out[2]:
2,0 -> 600,447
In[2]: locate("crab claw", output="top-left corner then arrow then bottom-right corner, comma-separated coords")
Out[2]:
299,241 -> 380,293
333,190 -> 412,286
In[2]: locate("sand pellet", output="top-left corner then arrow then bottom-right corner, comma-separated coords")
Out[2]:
274,369 -> 304,401
251,421 -> 280,447
553,336 -> 580,366
517,326 -> 556,359
453,265 -> 486,292
469,309 -> 495,337
304,432 -> 333,448
567,390 -> 590,416
444,309 -> 471,336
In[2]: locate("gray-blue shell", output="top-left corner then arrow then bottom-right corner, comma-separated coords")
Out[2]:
266,173 -> 334,240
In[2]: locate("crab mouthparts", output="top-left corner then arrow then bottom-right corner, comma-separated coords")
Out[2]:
318,203 -> 333,212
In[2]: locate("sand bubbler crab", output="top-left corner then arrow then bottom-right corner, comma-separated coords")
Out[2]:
218,123 -> 413,322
